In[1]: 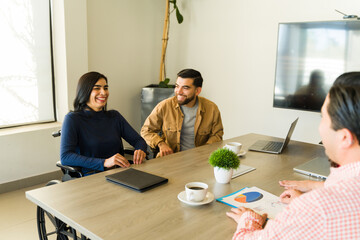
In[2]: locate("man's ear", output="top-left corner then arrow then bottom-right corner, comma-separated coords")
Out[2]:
339,128 -> 355,149
195,87 -> 202,96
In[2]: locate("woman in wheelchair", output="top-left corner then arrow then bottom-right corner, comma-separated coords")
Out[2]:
60,71 -> 147,176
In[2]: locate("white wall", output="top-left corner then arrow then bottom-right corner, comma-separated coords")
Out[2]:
164,0 -> 360,143
86,0 -> 164,131
0,124 -> 61,184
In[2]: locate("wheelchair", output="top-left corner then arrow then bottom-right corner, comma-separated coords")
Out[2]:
36,130 -> 138,240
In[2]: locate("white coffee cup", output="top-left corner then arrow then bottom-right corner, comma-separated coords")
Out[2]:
185,182 -> 208,202
224,142 -> 242,154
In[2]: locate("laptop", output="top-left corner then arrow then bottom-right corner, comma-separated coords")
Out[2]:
106,168 -> 168,192
248,118 -> 298,154
293,156 -> 330,179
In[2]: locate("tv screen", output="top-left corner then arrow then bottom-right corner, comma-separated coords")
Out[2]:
273,20 -> 360,112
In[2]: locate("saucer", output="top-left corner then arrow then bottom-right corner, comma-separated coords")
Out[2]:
237,150 -> 247,157
177,191 -> 214,206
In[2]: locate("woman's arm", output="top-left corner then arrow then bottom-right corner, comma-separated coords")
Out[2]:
117,112 -> 147,164
60,113 -> 105,171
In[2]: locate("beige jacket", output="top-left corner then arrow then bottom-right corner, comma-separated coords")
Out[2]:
141,96 -> 224,154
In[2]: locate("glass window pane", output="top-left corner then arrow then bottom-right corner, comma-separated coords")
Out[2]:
0,0 -> 54,128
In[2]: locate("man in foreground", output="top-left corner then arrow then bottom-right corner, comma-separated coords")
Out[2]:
141,69 -> 223,157
227,72 -> 360,239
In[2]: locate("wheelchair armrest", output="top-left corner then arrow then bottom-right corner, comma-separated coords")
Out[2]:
52,130 -> 61,138
150,147 -> 159,159
124,148 -> 135,155
56,161 -> 82,174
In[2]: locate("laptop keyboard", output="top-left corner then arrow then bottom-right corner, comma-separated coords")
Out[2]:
262,141 -> 283,151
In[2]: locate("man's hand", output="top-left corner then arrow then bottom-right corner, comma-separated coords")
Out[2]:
279,189 -> 303,204
279,180 -> 324,204
226,207 -> 249,223
226,207 -> 267,225
104,153 -> 130,168
279,180 -> 324,193
158,142 -> 173,157
133,149 -> 146,164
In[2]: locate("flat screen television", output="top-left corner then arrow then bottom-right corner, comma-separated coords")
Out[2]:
273,20 -> 360,112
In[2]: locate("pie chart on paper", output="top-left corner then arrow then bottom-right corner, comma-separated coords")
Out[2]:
235,192 -> 263,203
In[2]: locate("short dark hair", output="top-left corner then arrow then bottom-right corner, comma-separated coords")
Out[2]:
177,69 -> 203,88
328,72 -> 360,144
333,71 -> 360,87
73,71 -> 108,112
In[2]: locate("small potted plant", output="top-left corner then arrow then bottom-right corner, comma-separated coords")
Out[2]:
209,148 -> 240,184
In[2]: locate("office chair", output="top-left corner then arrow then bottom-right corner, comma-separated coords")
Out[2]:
36,130 -> 141,240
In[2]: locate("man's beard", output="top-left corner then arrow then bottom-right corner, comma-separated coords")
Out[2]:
328,159 -> 340,168
177,94 -> 195,105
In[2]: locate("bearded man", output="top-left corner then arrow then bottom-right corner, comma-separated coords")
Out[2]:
141,69 -> 223,157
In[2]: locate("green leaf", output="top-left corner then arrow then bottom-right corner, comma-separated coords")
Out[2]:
159,78 -> 172,88
208,148 -> 240,170
175,7 -> 183,24
159,81 -> 167,88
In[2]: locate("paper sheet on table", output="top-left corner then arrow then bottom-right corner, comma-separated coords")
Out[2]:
217,186 -> 286,219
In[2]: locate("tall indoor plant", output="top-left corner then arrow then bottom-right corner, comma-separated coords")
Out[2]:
141,1 -> 184,127
158,0 -> 183,86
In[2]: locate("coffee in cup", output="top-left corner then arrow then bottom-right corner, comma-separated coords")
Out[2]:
185,182 -> 208,202
224,142 -> 242,154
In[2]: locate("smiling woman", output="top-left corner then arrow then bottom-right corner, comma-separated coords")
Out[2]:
60,71 -> 148,176
87,79 -> 109,111
73,72 -> 109,112
0,0 -> 55,128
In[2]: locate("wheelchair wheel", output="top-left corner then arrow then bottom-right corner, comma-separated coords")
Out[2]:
36,180 -> 74,240
37,206 -> 73,240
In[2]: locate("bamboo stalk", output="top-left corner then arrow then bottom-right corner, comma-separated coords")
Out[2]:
159,0 -> 170,83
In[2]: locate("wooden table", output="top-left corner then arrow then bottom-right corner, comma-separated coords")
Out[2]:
26,133 -> 326,240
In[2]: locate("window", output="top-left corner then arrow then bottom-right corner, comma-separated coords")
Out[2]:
0,0 -> 55,128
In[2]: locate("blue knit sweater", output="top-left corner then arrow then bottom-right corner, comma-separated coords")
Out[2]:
60,110 -> 147,175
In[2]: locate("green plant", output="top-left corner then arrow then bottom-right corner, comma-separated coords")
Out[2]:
158,78 -> 172,88
208,148 -> 240,170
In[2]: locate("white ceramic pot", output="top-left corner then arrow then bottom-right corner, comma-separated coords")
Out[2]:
214,167 -> 233,184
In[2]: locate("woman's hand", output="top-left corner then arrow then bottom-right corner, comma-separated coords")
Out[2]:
104,153 -> 130,168
133,149 -> 146,164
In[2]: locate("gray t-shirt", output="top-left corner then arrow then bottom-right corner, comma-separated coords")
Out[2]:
180,100 -> 199,151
